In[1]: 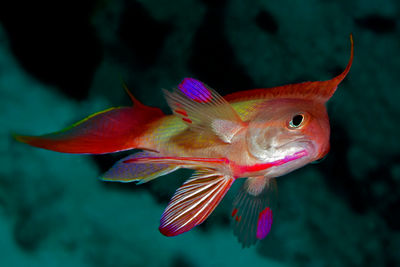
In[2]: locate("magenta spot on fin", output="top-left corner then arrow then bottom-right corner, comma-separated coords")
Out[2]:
256,207 -> 273,240
178,78 -> 212,103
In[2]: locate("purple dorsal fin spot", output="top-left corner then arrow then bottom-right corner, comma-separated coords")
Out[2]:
256,207 -> 273,240
178,78 -> 212,103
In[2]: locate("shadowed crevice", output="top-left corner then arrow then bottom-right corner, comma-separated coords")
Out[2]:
188,0 -> 255,94
0,0 -> 102,101
117,0 -> 173,70
355,14 -> 397,34
255,10 -> 279,35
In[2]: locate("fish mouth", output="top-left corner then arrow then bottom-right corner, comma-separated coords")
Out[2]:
230,148 -> 309,177
267,149 -> 309,167
263,140 -> 315,177
266,138 -> 314,163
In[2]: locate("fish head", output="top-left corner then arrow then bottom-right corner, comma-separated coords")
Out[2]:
246,98 -> 330,177
244,34 -> 354,177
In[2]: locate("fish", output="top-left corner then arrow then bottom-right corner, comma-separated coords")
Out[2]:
15,35 -> 353,247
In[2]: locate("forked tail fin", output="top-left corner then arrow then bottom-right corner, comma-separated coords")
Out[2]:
15,87 -> 164,154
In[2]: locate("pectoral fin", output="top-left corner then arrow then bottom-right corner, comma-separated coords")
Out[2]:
159,170 -> 235,236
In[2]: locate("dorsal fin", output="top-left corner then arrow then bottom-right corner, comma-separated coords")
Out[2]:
121,82 -> 146,107
164,78 -> 245,143
224,34 -> 354,103
15,82 -> 165,154
292,33 -> 354,102
323,34 -> 354,98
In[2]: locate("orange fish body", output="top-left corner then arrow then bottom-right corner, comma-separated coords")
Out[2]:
16,35 -> 353,247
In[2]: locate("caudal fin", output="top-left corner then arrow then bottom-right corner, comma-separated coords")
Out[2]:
15,89 -> 164,154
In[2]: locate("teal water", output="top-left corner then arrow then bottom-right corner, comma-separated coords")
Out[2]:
1,0 -> 399,266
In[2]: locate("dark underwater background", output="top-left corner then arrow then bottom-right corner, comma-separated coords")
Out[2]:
1,0 -> 400,266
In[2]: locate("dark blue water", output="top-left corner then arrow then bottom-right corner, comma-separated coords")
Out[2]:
1,0 -> 399,266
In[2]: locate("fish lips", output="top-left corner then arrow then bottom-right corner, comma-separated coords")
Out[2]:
263,139 -> 316,177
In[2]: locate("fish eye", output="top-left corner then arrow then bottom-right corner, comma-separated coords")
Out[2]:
288,114 -> 304,129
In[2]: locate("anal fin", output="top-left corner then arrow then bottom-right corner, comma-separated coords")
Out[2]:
101,151 -> 179,184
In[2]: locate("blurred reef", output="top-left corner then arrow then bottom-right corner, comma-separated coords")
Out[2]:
1,0 -> 400,266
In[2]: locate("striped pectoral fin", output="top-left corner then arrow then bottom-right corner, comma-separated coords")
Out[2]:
232,176 -> 277,248
159,170 -> 235,237
101,151 -> 179,184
